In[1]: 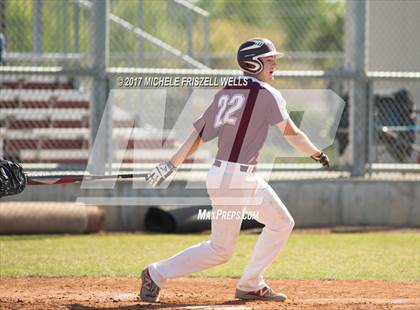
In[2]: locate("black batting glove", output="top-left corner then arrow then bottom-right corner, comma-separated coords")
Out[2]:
310,152 -> 330,168
0,159 -> 27,198
146,160 -> 176,187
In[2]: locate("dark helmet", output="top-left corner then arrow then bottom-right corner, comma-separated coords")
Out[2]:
237,38 -> 284,74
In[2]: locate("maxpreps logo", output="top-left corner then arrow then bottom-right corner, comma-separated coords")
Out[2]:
197,209 -> 260,221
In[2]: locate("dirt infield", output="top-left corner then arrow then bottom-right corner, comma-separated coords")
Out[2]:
1,277 -> 419,309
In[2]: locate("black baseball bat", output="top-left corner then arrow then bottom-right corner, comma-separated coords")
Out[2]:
27,173 -> 148,186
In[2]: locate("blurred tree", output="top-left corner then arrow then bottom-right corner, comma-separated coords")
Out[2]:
273,0 -> 344,52
196,0 -> 344,69
5,0 -> 344,69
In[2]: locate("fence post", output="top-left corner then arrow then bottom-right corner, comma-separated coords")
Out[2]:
0,0 -> 5,33
90,0 -> 111,175
367,79 -> 374,176
32,0 -> 43,54
73,2 -> 80,53
56,0 -> 60,51
63,1 -> 68,54
187,10 -> 193,57
346,0 -> 368,176
203,14 -> 210,66
139,0 -> 144,66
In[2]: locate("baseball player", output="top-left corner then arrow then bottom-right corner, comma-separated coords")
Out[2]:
140,38 -> 329,303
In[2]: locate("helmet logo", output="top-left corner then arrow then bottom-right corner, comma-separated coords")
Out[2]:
243,60 -> 262,73
240,40 -> 264,52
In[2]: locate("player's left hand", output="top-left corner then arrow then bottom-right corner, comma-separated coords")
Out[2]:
0,159 -> 27,198
310,152 -> 330,168
146,160 -> 176,187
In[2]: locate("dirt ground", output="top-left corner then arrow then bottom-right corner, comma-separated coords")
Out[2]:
1,277 -> 419,310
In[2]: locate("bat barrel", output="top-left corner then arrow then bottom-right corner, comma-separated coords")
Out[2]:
27,173 -> 147,185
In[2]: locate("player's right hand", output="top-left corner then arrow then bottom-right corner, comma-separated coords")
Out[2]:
310,152 -> 330,168
146,160 -> 176,187
0,159 -> 27,198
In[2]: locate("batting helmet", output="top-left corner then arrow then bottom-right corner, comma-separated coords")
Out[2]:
237,38 -> 284,74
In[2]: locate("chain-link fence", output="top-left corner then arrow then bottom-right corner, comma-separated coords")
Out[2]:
1,0 -> 344,70
107,0 -> 345,70
0,0 -> 419,175
369,80 -> 419,165
2,0 -> 91,67
0,74 -> 92,167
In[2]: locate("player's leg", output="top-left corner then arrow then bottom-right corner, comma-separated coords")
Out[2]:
147,168 -> 245,289
147,204 -> 243,288
237,175 -> 294,292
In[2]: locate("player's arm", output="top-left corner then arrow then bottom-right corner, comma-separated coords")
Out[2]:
170,130 -> 204,167
276,118 -> 330,167
146,130 -> 204,187
146,95 -> 217,187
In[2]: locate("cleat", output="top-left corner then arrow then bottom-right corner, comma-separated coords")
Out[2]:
235,286 -> 287,302
139,267 -> 161,302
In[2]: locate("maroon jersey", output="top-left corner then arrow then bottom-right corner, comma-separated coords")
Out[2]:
193,76 -> 289,165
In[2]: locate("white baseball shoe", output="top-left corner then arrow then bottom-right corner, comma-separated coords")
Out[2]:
139,267 -> 161,302
235,286 -> 287,302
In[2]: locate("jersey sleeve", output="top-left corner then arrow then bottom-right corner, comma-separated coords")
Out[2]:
193,100 -> 218,142
267,90 -> 289,126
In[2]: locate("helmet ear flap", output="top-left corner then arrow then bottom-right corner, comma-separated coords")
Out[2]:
242,58 -> 263,74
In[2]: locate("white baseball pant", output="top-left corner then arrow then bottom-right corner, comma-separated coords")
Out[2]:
148,160 -> 295,292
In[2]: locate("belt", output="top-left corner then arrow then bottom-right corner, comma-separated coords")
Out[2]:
213,159 -> 256,173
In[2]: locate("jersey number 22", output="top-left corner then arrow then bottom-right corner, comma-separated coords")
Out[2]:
214,94 -> 245,128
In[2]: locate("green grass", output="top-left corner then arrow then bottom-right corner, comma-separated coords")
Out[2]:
0,232 -> 419,281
